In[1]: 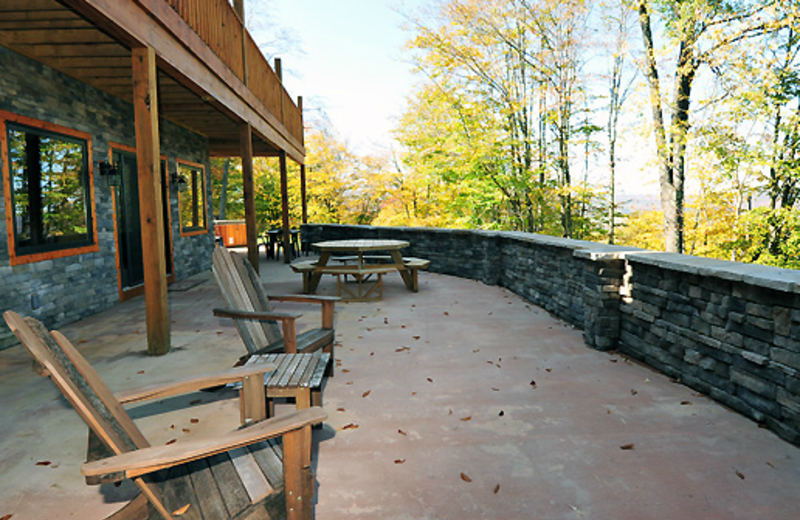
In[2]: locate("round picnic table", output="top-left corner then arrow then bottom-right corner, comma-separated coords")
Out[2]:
309,239 -> 412,293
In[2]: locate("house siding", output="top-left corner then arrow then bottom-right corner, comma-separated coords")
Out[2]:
0,47 -> 214,349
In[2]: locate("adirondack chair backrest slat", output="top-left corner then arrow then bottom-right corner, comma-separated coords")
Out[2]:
212,247 -> 281,354
3,312 -> 147,455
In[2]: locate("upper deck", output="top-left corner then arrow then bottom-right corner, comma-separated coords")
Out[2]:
0,0 -> 304,161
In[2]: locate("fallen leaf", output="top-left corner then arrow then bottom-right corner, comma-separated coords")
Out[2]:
362,390 -> 371,398
216,331 -> 223,335
413,336 -> 421,340
530,380 -> 537,388
35,461 -> 51,466
427,377 -> 433,383
607,410 -> 611,414
189,399 -> 201,405
190,418 -> 199,424
494,484 -> 500,494
631,389 -> 638,396
346,381 -> 354,385
370,352 -> 375,356
401,325 -> 406,329
384,318 -> 389,324
449,409 -> 453,415
170,424 -> 176,429
487,361 -> 494,365
492,387 -> 500,391
411,392 -> 417,396
342,423 -> 359,430
680,401 -> 692,405
620,443 -> 635,450
2,514 -> 14,520
137,370 -> 145,374
366,328 -> 373,332
766,461 -> 775,469
166,439 -> 177,445
342,369 -> 351,373
460,472 -> 472,483
545,368 -> 552,373
172,504 -> 191,516
394,459 -> 406,464
398,429 -> 407,436
182,428 -> 190,433
473,348 -> 480,353
734,469 -> 745,480
460,416 -> 472,422
444,312 -> 449,316
337,407 -> 345,412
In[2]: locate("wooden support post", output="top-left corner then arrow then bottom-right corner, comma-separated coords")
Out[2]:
298,96 -> 308,225
240,124 -> 259,273
280,150 -> 291,264
132,46 -> 170,356
300,163 -> 307,225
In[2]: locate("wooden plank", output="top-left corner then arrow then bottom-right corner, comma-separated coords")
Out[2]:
160,464 -> 202,520
133,45 -> 170,355
207,453 -> 249,518
228,447 -> 272,503
249,439 -> 284,491
289,354 -> 315,388
310,353 -> 331,388
186,459 -> 228,520
276,355 -> 303,389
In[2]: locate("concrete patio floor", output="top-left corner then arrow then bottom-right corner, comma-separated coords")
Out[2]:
1,250 -> 799,520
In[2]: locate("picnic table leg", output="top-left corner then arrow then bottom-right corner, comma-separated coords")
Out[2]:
390,250 -> 414,290
308,251 -> 332,292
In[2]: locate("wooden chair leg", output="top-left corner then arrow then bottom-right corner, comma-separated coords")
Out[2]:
283,427 -> 313,520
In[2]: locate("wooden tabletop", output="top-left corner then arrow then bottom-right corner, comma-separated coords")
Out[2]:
312,239 -> 409,252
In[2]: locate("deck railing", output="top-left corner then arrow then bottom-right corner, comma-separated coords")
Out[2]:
164,0 -> 302,145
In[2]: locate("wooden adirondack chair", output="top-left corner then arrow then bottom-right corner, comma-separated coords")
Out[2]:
212,246 -> 338,361
3,310 -> 326,520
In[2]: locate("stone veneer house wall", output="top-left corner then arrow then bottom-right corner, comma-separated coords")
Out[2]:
303,224 -> 800,446
0,47 -> 214,349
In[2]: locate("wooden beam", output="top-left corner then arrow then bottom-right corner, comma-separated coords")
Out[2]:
240,124 -> 260,274
280,150 -> 291,264
132,46 -> 170,356
300,163 -> 307,225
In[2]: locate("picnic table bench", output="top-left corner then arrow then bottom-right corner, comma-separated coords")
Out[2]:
291,255 -> 431,300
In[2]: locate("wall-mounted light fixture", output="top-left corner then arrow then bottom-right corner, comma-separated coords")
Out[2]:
98,160 -> 119,187
170,171 -> 189,192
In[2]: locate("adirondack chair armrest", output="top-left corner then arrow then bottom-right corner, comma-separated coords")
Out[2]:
115,364 -> 277,405
266,294 -> 338,330
267,294 -> 340,303
81,406 -> 327,482
213,308 -> 303,322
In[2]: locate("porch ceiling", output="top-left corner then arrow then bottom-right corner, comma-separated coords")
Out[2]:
0,0 -> 281,157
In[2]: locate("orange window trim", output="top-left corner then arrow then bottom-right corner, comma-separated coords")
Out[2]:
176,158 -> 209,237
1,110 -> 99,267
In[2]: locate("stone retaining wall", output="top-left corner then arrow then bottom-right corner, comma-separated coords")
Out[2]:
303,223 -> 800,444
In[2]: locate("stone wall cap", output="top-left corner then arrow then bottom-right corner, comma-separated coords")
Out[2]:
627,252 -> 800,293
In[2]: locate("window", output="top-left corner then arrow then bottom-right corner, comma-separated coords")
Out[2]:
177,161 -> 207,235
3,118 -> 96,262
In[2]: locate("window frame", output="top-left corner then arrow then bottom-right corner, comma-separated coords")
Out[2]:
1,110 -> 98,266
176,159 -> 208,237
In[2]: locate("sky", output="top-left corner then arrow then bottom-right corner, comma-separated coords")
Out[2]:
246,0 -> 660,201
249,0 -> 429,156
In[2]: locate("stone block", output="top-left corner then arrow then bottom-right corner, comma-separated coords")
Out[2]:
731,367 -> 776,398
772,347 -> 800,372
737,387 -> 783,418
